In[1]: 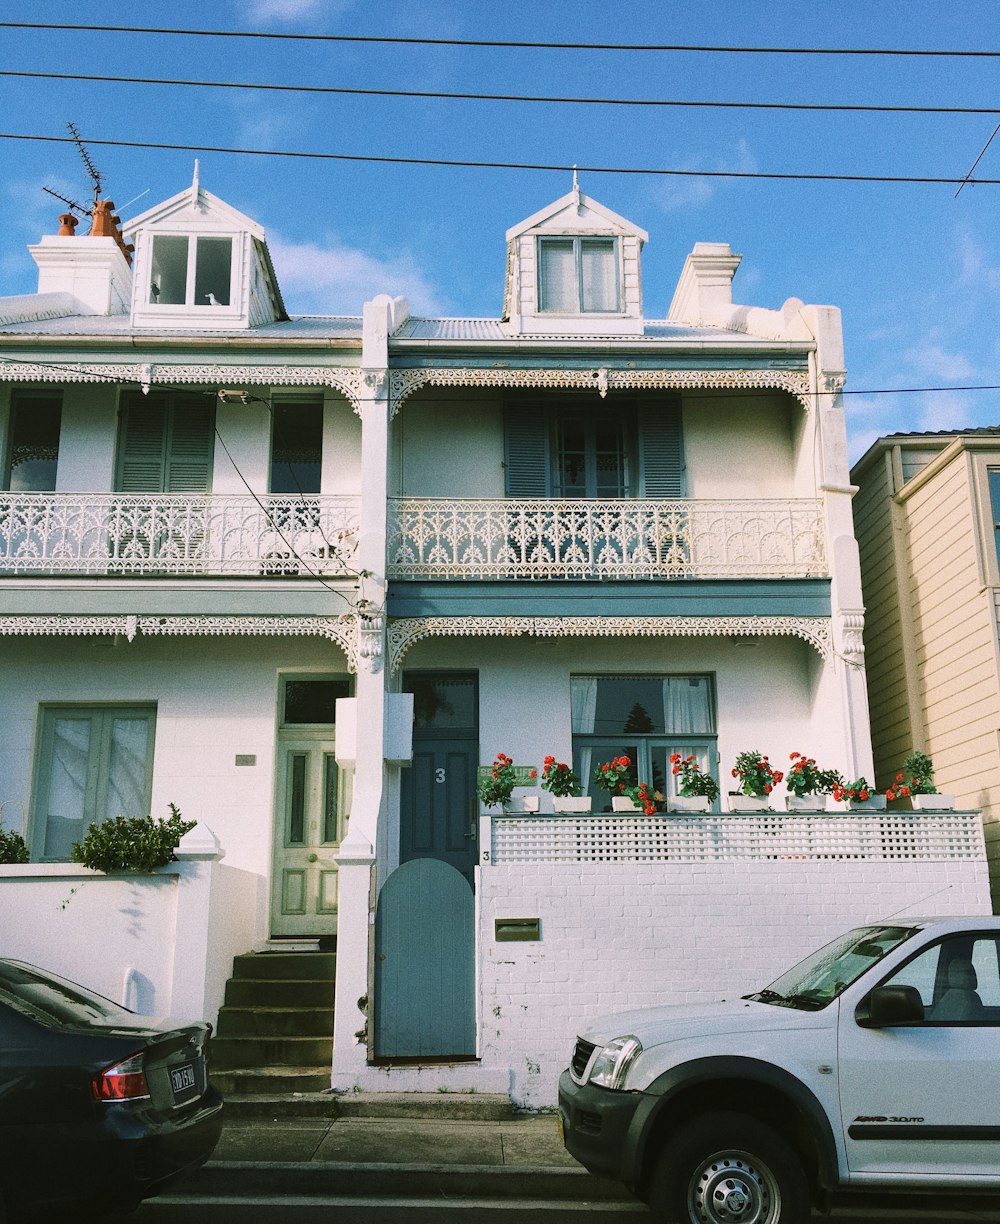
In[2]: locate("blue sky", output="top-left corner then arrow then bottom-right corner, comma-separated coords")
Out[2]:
1,0 -> 999,461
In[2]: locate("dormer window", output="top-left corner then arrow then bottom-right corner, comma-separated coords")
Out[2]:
538,236 -> 619,313
149,234 -> 233,307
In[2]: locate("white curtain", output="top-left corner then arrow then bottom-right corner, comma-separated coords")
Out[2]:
580,240 -> 617,311
662,677 -> 711,734
104,718 -> 150,821
539,239 -> 577,311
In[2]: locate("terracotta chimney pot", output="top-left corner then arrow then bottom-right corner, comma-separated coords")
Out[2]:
57,213 -> 78,236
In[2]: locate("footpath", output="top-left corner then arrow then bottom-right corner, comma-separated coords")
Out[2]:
134,1093 -> 1000,1223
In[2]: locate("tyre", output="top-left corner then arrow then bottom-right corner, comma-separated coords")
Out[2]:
648,1110 -> 809,1224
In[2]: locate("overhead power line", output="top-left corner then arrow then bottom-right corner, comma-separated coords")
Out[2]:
2,68 -> 997,116
1,131 -> 997,186
0,22 -> 998,56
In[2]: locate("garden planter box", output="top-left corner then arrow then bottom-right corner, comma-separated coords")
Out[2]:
611,796 -> 641,813
669,796 -> 711,813
728,794 -> 769,812
502,796 -> 540,814
847,795 -> 888,812
551,796 -> 592,814
911,793 -> 955,811
786,794 -> 828,812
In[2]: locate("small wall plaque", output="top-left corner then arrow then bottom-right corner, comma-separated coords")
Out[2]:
235,754 -> 256,767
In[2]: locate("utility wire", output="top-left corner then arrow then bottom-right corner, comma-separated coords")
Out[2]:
1,132 -> 997,186
1,68 -> 997,116
0,22 -> 998,56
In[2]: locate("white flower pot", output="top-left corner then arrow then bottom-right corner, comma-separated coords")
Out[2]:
786,794 -> 827,812
911,793 -> 955,811
612,796 -> 641,812
847,795 -> 887,812
551,796 -> 592,814
728,794 -> 768,812
670,796 -> 710,813
502,796 -> 540,814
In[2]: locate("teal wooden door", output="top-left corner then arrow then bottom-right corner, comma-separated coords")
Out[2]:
374,859 -> 476,1058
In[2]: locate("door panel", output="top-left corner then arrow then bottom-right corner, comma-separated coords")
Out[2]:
400,741 -> 477,881
270,737 -> 344,937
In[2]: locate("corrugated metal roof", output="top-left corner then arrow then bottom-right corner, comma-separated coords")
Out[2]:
0,310 -> 363,340
392,317 -> 762,342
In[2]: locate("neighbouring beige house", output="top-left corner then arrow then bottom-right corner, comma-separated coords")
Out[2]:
852,428 -> 1000,901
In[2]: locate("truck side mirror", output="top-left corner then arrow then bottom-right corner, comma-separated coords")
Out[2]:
856,984 -> 925,1028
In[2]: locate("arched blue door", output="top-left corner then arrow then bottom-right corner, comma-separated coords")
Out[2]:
374,859 -> 476,1058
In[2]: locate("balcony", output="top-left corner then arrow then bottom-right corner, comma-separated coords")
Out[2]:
387,497 -> 826,581
0,494 -> 361,577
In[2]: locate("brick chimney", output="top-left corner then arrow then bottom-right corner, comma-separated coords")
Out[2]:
28,202 -> 134,316
667,242 -> 743,325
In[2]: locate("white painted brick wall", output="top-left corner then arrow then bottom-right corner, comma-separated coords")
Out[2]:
477,859 -> 992,1107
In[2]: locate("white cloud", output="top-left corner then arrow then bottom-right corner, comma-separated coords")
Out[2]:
955,225 -> 1000,293
239,0 -> 353,22
917,389 -> 972,434
655,139 -> 759,214
903,342 -> 975,382
268,232 -> 445,315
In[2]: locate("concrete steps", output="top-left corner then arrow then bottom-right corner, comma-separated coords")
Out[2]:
210,950 -> 336,1094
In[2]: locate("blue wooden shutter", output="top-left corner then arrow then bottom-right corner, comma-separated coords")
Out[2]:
638,396 -> 684,497
503,400 -> 551,497
165,395 -> 215,493
117,394 -> 168,491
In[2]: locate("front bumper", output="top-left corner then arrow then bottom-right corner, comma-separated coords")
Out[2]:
557,1069 -> 643,1180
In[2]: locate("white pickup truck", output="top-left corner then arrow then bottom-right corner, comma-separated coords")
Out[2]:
558,916 -> 1000,1224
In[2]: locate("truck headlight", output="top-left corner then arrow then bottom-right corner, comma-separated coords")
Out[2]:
588,1035 -> 642,1090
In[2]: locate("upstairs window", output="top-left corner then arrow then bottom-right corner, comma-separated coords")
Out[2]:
270,402 -> 323,495
6,392 -> 61,491
149,234 -> 233,307
538,236 -> 619,313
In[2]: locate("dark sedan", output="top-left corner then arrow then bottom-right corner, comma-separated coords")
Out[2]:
0,959 -> 223,1221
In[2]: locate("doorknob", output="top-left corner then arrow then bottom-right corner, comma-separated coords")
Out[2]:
307,853 -> 318,862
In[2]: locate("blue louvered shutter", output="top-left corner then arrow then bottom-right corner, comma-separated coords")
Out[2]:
504,401 -> 551,497
638,396 -> 684,497
117,393 -> 213,493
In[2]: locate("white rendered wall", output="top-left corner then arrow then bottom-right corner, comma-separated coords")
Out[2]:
55,384 -> 118,492
0,635 -> 350,911
394,389 -> 505,498
683,394 -> 806,498
0,857 -> 259,1025
478,858 -> 992,1107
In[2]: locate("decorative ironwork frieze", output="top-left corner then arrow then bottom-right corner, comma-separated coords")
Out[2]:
387,497 -> 826,581
387,614 -> 833,672
388,366 -> 813,413
0,363 -> 365,413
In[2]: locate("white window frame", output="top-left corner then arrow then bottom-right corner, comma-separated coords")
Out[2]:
147,231 -> 238,312
537,235 -> 621,314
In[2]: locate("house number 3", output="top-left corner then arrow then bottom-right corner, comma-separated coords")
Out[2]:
435,768 -> 446,783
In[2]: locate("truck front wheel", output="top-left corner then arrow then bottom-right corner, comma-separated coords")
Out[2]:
648,1110 -> 809,1224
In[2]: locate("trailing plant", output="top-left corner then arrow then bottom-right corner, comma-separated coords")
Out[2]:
731,750 -> 784,799
0,828 -> 29,864
670,753 -> 720,804
623,781 -> 658,816
832,777 -> 876,803
477,754 -> 536,808
71,803 -> 195,873
886,750 -> 936,801
540,756 -> 581,798
785,752 -> 843,798
593,755 -> 634,794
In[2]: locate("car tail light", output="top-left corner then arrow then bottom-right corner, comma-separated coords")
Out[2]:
91,1051 -> 150,1102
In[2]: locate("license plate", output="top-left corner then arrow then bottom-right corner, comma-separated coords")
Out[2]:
170,1063 -> 196,1095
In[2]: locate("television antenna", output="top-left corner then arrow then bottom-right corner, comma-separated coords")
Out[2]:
67,121 -> 104,205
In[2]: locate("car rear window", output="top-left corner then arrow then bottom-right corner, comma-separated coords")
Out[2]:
0,961 -> 136,1027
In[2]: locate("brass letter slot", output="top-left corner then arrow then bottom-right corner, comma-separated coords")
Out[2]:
495,918 -> 541,942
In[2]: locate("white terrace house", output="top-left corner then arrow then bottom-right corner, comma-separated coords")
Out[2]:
0,176 -> 988,1109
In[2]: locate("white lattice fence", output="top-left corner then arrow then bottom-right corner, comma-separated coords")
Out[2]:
388,497 -> 826,580
483,811 -> 986,864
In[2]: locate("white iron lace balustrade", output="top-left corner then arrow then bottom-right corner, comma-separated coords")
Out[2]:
0,494 -> 361,576
387,498 -> 826,580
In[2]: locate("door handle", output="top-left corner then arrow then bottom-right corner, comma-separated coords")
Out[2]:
307,853 -> 318,862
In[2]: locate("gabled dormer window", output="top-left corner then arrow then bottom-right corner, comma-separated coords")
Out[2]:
538,236 -> 619,313
149,234 -> 234,307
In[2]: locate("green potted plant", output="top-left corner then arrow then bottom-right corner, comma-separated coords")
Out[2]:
885,751 -> 954,811
541,756 -> 590,814
594,755 -> 637,811
784,752 -> 843,812
832,776 -> 886,811
0,828 -> 29,864
669,753 -> 719,812
478,754 -> 539,813
70,804 -> 194,873
729,750 -> 783,811
622,780 -> 658,816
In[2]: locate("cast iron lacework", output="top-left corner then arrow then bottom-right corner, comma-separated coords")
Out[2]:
387,498 -> 825,581
387,615 -> 833,673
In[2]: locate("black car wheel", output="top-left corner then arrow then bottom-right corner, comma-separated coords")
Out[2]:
648,1110 -> 809,1224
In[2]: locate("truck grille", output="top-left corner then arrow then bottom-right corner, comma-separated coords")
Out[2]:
571,1038 -> 596,1081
